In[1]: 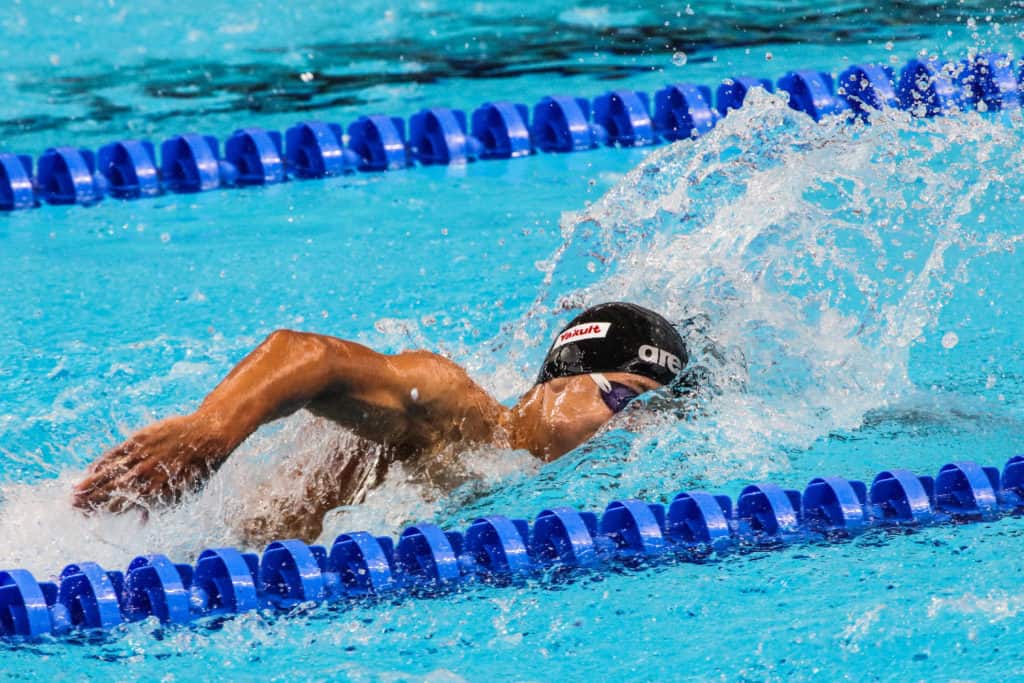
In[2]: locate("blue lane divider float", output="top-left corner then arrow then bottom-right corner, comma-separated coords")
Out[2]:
224,128 -> 285,186
653,83 -> 719,141
0,49 -> 1018,212
0,154 -> 35,210
471,102 -> 532,159
4,455 -> 1024,640
97,140 -> 160,198
348,115 -> 409,171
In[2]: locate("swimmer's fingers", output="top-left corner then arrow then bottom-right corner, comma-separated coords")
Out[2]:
79,440 -> 143,484
110,450 -> 210,508
76,459 -> 134,501
79,460 -> 172,513
73,441 -> 148,510
99,488 -> 153,522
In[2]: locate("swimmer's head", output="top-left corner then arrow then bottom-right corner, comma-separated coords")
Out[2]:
536,302 -> 687,387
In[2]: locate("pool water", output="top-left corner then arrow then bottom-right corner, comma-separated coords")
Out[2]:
2,1 -> 1024,679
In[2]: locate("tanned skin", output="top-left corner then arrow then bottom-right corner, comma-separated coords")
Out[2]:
72,329 -> 661,541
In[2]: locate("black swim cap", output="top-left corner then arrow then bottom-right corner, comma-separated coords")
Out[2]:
536,302 -> 687,386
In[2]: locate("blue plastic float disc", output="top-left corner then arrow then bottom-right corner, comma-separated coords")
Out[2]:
409,107 -> 482,165
124,554 -> 191,624
0,570 -> 52,637
97,140 -> 160,198
470,102 -> 532,159
897,59 -> 962,117
777,70 -> 849,121
260,540 -> 327,604
57,563 -> 123,630
192,548 -> 259,613
933,461 -> 1001,519
592,90 -> 656,147
0,154 -> 36,210
530,507 -> 599,566
801,477 -> 868,533
284,121 -> 356,178
531,96 -> 604,152
1000,455 -> 1024,506
837,64 -> 898,116
328,532 -> 396,595
395,524 -> 462,585
666,491 -> 733,548
736,483 -> 801,540
716,76 -> 774,115
224,128 -> 285,185
598,499 -> 666,555
160,134 -> 224,192
653,83 -> 718,141
37,147 -> 105,205
464,516 -> 533,574
963,53 -> 1020,110
869,469 -> 935,524
347,115 -> 409,171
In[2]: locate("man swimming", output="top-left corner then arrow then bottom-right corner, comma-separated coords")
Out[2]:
73,302 -> 689,542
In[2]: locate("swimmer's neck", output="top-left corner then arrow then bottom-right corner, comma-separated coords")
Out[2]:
500,384 -> 545,457
500,380 -> 611,462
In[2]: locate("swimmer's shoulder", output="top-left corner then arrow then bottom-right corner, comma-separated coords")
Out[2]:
389,350 -> 496,404
389,350 -> 506,435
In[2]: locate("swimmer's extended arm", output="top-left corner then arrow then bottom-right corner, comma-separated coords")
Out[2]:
73,329 -> 500,513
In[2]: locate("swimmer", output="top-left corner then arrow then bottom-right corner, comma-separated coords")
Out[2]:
73,302 -> 692,542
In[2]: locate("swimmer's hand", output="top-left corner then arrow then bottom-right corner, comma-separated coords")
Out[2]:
72,413 -> 229,514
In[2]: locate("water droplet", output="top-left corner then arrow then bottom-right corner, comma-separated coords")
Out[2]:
941,332 -> 959,349
672,51 -> 687,66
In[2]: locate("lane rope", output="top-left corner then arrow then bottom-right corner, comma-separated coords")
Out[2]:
2,455 -> 1023,638
0,52 -> 1015,211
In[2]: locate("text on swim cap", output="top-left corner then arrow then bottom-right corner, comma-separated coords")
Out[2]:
638,344 -> 682,373
552,322 -> 612,349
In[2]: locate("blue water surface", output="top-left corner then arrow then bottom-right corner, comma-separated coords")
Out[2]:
2,1 -> 1024,680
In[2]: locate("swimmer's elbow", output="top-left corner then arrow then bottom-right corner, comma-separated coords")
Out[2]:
263,328 -> 329,355
261,329 -> 343,376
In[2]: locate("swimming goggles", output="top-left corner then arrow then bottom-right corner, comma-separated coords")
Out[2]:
589,373 -> 641,414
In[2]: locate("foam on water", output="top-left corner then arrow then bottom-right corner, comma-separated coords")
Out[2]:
2,92 -> 1023,576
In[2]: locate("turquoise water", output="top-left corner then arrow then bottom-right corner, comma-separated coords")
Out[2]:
3,1 -> 1024,679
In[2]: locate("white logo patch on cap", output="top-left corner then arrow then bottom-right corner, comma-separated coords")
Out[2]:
553,322 -> 611,349
638,344 -> 682,373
